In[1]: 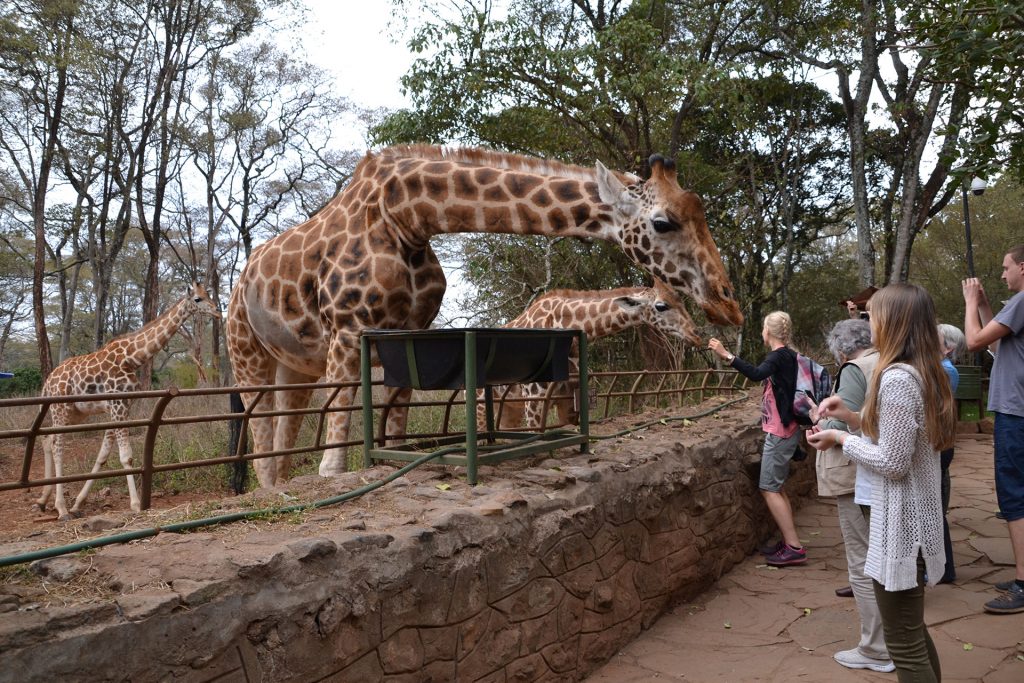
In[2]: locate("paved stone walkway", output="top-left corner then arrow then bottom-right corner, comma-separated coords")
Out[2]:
586,431 -> 1024,682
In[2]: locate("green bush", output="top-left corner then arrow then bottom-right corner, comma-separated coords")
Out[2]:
0,367 -> 42,398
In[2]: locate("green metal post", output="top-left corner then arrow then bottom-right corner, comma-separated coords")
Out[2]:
464,331 -> 478,485
484,385 -> 495,443
578,332 -> 590,453
361,334 -> 374,468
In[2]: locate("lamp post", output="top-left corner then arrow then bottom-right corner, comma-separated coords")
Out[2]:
962,176 -> 987,277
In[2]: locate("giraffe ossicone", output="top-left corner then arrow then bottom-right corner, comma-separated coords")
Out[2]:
226,145 -> 741,487
36,283 -> 219,520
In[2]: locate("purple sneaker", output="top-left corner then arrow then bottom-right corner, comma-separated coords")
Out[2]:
765,544 -> 807,567
759,539 -> 784,556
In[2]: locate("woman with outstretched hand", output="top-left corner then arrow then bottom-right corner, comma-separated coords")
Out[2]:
709,311 -> 805,567
807,284 -> 956,683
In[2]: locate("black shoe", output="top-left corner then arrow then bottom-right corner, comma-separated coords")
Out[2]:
938,573 -> 956,585
835,585 -> 854,598
994,579 -> 1021,592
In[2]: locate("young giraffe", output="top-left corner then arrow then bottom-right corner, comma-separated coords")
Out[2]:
36,283 -> 219,520
226,145 -> 741,487
491,279 -> 702,429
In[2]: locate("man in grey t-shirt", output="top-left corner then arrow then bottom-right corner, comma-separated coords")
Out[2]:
964,244 -> 1024,614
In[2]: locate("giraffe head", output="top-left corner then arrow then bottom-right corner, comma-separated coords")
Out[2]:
595,155 -> 742,327
650,278 -> 701,346
185,282 -> 221,319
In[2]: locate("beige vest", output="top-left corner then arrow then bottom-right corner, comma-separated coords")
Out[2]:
816,350 -> 879,497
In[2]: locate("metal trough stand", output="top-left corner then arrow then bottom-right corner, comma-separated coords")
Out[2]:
360,328 -> 590,485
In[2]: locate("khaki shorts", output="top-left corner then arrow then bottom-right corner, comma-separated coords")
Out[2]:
760,431 -> 801,492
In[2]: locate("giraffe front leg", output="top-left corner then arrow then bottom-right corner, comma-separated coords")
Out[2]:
71,429 -> 116,514
321,385 -> 357,476
49,433 -> 72,521
523,383 -> 548,430
245,392 -> 278,488
34,434 -> 55,513
320,340 -> 360,477
112,427 -> 142,513
270,366 -> 318,484
383,387 -> 413,445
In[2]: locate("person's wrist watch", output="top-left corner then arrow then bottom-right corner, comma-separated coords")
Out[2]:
725,353 -> 735,363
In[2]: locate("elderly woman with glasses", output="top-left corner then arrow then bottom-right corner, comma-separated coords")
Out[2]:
810,318 -> 894,673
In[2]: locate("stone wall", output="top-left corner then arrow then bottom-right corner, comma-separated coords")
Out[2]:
0,401 -> 817,682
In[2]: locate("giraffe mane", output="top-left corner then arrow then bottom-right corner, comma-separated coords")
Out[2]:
375,144 -> 640,185
531,287 -> 652,304
104,298 -> 185,345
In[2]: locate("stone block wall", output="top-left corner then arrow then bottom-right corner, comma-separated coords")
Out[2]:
0,403 -> 817,682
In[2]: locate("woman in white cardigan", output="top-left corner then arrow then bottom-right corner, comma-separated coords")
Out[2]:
808,284 -> 957,683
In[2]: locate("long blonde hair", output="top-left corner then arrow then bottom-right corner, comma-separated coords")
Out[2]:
861,284 -> 957,450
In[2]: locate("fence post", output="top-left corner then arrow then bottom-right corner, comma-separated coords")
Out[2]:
140,386 -> 179,511
21,403 -> 49,484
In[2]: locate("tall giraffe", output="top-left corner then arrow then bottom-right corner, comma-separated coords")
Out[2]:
36,283 -> 219,520
493,279 -> 701,429
226,145 -> 741,487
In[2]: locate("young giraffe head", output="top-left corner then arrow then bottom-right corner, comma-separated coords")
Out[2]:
184,282 -> 221,319
594,155 -> 741,326
641,278 -> 702,346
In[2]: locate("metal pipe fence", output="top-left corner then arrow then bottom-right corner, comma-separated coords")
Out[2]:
0,368 -> 751,511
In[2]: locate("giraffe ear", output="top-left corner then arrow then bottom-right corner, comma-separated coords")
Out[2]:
595,161 -> 639,217
614,295 -> 643,309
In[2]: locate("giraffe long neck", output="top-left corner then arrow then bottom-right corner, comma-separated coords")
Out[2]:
508,290 -> 645,340
371,157 -> 618,244
116,299 -> 192,370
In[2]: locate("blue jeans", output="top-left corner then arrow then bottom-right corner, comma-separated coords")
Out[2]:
994,412 -> 1024,521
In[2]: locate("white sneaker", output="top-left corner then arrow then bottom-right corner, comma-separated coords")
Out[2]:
833,648 -> 896,673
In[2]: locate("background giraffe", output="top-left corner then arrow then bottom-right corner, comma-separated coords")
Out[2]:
490,279 -> 702,429
226,145 -> 741,487
36,283 -> 219,520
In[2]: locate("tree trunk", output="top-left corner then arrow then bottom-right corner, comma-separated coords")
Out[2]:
32,17 -> 73,379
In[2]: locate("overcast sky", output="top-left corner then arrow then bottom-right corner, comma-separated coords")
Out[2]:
301,1 -> 415,109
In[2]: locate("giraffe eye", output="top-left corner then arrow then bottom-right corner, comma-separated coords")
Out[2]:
652,218 -> 677,233
193,297 -> 202,303
654,302 -> 670,312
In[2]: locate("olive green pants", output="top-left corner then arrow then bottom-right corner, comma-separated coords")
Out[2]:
863,505 -> 942,682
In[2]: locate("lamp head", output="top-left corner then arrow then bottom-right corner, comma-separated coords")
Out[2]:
970,177 -> 988,196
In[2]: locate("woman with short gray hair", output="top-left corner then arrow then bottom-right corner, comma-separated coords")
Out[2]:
828,319 -> 874,366
938,323 -> 966,364
813,318 -> 894,673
